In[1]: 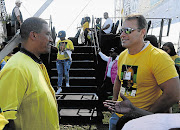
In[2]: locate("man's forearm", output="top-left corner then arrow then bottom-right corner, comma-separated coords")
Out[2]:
148,93 -> 178,113
112,76 -> 121,101
102,24 -> 110,30
123,107 -> 153,121
131,106 -> 153,118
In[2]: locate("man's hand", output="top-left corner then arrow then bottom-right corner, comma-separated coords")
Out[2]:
97,48 -> 101,53
104,93 -> 153,117
103,93 -> 134,114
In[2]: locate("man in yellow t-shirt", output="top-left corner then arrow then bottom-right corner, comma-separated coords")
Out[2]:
0,17 -> 59,130
56,30 -> 74,94
104,14 -> 180,130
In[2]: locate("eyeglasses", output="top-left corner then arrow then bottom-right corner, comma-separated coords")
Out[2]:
119,28 -> 138,35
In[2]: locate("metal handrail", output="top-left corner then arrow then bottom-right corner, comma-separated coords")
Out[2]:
91,15 -> 99,65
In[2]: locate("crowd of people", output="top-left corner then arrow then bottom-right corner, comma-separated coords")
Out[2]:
0,1 -> 180,129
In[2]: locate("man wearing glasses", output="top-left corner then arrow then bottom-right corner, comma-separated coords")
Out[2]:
107,14 -> 180,130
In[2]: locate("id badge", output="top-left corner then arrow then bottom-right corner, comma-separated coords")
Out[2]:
131,90 -> 136,97
60,52 -> 64,55
120,87 -> 125,95
123,71 -> 131,80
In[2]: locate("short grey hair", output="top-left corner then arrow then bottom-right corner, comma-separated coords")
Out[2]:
20,17 -> 48,42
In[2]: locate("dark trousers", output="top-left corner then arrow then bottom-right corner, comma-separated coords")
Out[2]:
84,29 -> 91,46
97,77 -> 113,110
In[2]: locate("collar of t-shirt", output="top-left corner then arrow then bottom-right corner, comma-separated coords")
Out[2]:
20,48 -> 42,64
141,41 -> 150,51
128,41 -> 150,54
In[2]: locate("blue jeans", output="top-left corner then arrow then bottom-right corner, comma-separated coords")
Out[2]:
109,113 -> 120,130
56,59 -> 72,87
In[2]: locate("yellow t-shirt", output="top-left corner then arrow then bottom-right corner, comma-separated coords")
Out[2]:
116,43 -> 178,117
171,55 -> 180,67
0,52 -> 59,130
83,21 -> 89,31
0,59 -> 5,64
56,39 -> 74,60
4,55 -> 12,62
0,109 -> 9,130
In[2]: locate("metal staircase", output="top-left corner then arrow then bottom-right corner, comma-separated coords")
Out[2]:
50,45 -> 103,123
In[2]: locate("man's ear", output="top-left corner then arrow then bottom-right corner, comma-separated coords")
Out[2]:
141,28 -> 147,38
29,31 -> 37,40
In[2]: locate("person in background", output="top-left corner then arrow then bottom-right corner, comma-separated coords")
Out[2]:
95,18 -> 101,31
82,17 -> 91,46
109,14 -> 180,130
0,17 -> 59,129
144,35 -> 159,48
162,42 -> 180,70
101,12 -> 113,34
98,47 -> 119,100
0,59 -> 6,70
11,0 -> 23,33
4,53 -> 13,62
56,30 -> 74,94
97,47 -> 119,110
0,44 -> 6,70
162,42 -> 180,110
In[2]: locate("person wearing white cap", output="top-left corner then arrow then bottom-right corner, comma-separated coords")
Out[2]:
11,0 -> 23,33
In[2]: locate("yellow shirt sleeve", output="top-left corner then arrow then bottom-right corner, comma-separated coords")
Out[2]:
68,40 -> 74,51
151,52 -> 178,85
0,67 -> 27,120
82,22 -> 89,31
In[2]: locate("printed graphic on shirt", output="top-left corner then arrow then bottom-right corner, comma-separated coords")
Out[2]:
120,64 -> 138,97
58,42 -> 69,58
58,42 -> 67,53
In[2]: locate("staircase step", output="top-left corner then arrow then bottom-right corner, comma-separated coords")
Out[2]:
61,86 -> 97,93
51,77 -> 96,80
56,93 -> 98,108
72,53 -> 94,60
52,68 -> 95,71
51,68 -> 96,77
73,46 -> 95,53
59,108 -> 102,123
51,77 -> 97,86
60,108 -> 97,117
48,45 -> 103,123
72,52 -> 93,55
51,60 -> 95,68
53,86 -> 97,93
